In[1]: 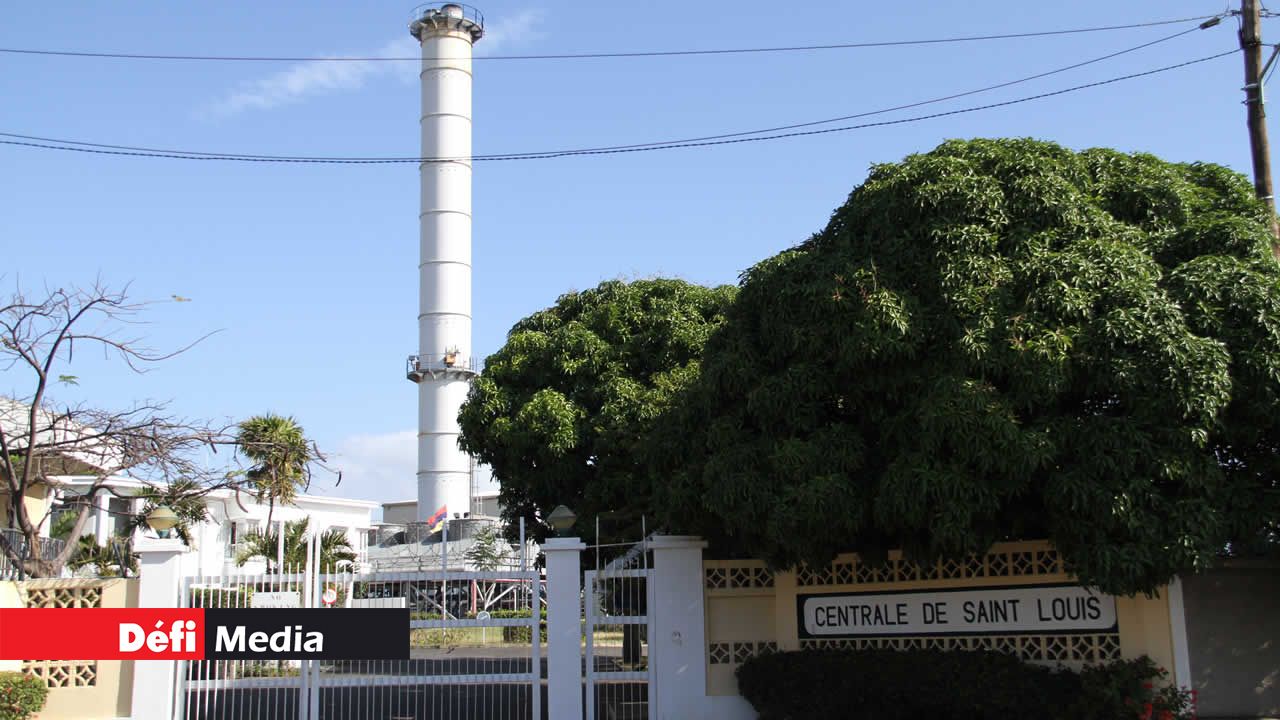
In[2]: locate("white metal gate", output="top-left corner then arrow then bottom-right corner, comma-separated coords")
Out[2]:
181,567 -> 311,720
178,535 -> 544,719
584,549 -> 657,720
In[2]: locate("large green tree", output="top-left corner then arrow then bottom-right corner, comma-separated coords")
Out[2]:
458,279 -> 736,542
652,138 -> 1280,595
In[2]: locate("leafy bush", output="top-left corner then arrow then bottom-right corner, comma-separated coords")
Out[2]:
737,648 -> 1077,720
484,608 -> 547,619
486,609 -> 548,643
500,623 -> 543,643
67,536 -> 137,577
407,608 -> 548,644
236,662 -> 300,679
410,628 -> 469,647
1070,657 -> 1197,720
0,672 -> 47,720
737,649 -> 1197,720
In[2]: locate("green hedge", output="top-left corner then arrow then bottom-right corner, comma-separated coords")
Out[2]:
486,609 -> 547,643
0,672 -> 47,720
410,608 -> 548,642
737,649 -> 1194,720
738,648 -> 1075,720
237,662 -> 300,679
1073,658 -> 1196,719
485,608 -> 547,619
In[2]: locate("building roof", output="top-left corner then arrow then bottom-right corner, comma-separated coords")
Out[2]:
288,494 -> 381,509
49,475 -> 381,511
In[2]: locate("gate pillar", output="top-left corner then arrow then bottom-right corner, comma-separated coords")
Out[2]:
649,536 -> 709,720
131,536 -> 186,720
545,537 -> 586,720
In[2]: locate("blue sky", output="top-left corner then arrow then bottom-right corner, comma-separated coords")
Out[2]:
0,1 -> 1268,507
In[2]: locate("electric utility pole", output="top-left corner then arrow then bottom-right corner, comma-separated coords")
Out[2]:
1239,0 -> 1280,255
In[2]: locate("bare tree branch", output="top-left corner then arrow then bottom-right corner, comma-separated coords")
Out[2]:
0,280 -> 302,577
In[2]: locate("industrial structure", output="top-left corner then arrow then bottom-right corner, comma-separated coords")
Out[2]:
407,4 -> 486,524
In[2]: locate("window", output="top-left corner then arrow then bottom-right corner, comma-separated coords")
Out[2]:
225,522 -> 238,559
108,498 -> 131,537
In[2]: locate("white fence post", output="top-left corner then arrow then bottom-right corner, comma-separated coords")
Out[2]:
131,536 -> 187,720
648,535 -> 709,720
544,536 -> 585,720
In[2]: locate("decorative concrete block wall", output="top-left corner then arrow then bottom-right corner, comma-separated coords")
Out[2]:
0,578 -> 139,720
703,540 -> 1183,698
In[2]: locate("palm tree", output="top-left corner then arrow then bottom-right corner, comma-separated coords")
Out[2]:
123,479 -> 210,545
67,535 -> 136,576
236,414 -> 315,524
235,517 -> 355,572
50,510 -> 137,577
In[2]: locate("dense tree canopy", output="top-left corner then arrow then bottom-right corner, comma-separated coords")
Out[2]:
458,279 -> 736,542
651,138 -> 1280,595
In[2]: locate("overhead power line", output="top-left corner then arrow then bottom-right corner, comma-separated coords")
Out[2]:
0,15 -> 1222,63
0,24 -> 1210,163
568,24 -> 1212,153
0,49 -> 1238,164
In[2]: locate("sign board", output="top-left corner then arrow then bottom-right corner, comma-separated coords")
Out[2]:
797,584 -> 1116,639
250,592 -> 300,609
321,587 -> 338,606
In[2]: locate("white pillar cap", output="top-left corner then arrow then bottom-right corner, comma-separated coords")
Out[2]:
647,535 -> 708,550
541,537 -> 586,552
133,537 -> 188,555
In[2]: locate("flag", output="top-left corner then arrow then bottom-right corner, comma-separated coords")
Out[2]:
426,505 -> 447,533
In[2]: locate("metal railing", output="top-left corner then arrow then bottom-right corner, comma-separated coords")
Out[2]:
0,528 -> 68,579
181,518 -> 543,720
410,3 -> 485,29
585,562 -> 655,720
406,353 -> 484,379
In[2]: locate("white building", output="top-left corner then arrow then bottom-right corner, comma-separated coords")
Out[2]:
172,489 -> 376,577
40,476 -> 378,577
380,499 -> 420,526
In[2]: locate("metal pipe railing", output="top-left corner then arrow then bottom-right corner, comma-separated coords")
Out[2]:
409,2 -> 485,29
406,353 -> 484,378
0,528 -> 68,579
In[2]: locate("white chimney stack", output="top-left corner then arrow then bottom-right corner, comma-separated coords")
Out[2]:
408,4 -> 483,523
